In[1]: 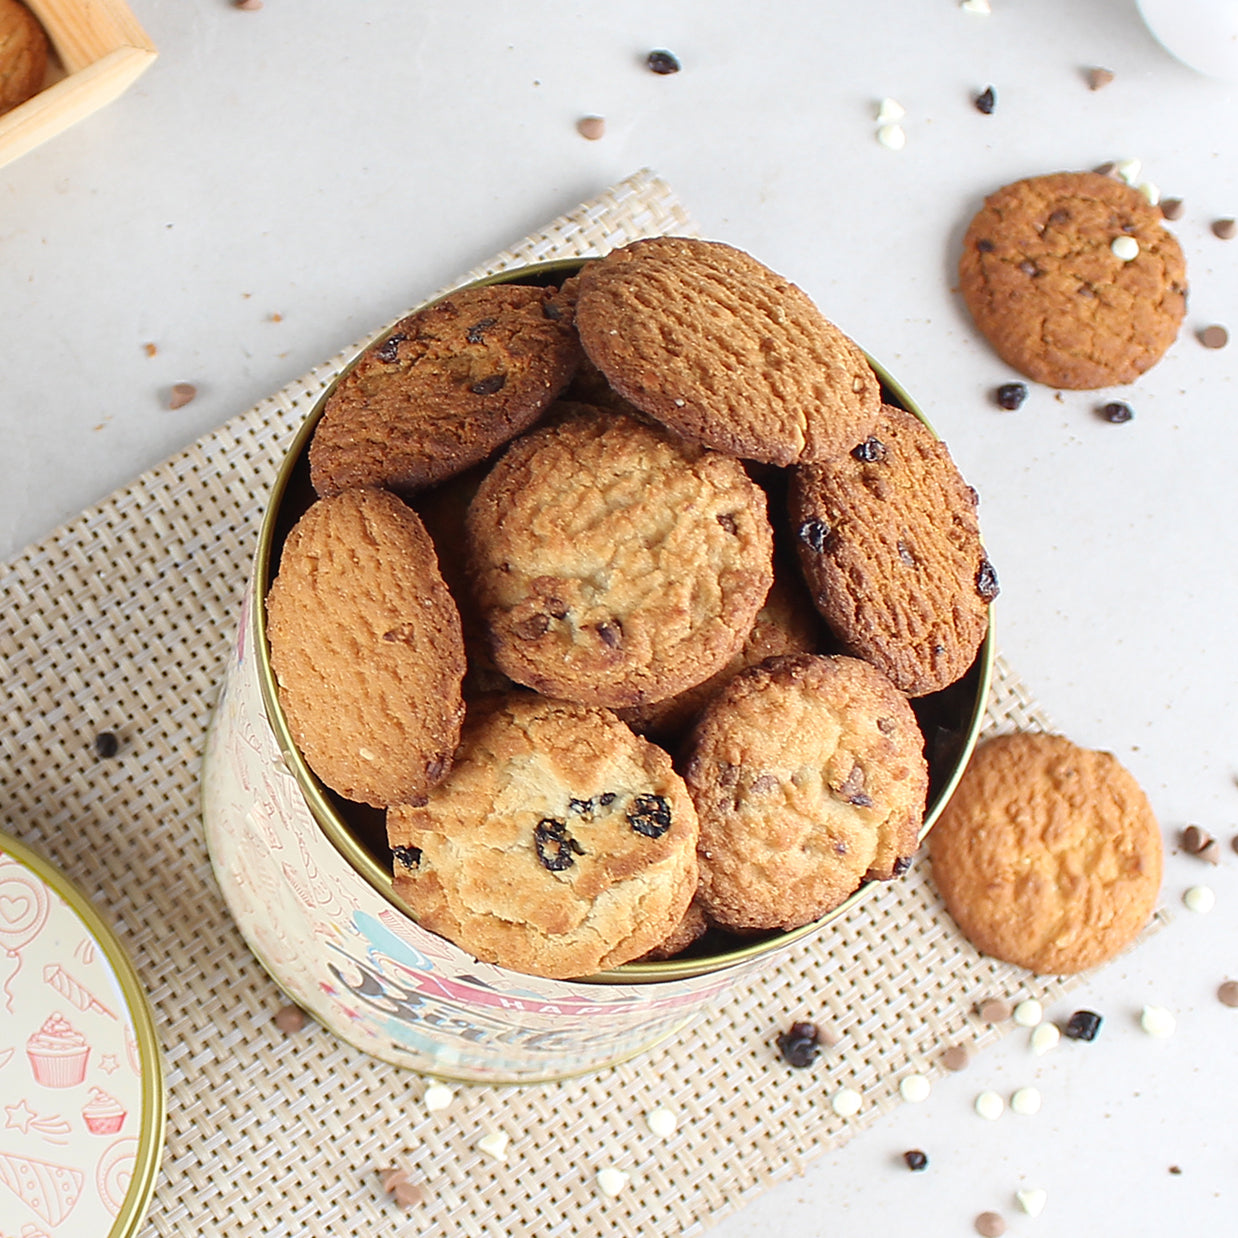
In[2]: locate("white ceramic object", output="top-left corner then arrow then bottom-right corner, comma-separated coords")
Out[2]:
1137,0 -> 1238,81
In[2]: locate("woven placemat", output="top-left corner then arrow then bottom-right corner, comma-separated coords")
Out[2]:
0,170 -> 1093,1238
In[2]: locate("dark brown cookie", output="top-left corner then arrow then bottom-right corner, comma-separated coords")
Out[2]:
0,0 -> 46,115
789,405 -> 995,697
958,171 -> 1187,388
575,237 -> 881,465
309,280 -> 580,498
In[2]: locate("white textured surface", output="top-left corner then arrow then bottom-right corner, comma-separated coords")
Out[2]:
2,2 -> 1237,1236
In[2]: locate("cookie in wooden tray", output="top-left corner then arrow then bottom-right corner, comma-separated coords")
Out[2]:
387,692 -> 699,979
0,0 -> 47,115
684,652 -> 928,933
575,237 -> 881,465
789,403 -> 996,697
929,731 -> 1162,974
958,170 -> 1187,389
266,488 -> 466,808
309,280 -> 580,498
466,407 -> 774,709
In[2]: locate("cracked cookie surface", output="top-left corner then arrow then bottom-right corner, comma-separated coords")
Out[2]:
684,653 -> 927,932
929,732 -> 1162,974
575,237 -> 881,465
387,692 -> 699,979
958,171 -> 1187,389
467,408 -> 774,709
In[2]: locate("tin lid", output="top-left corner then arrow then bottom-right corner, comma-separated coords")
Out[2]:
0,830 -> 165,1237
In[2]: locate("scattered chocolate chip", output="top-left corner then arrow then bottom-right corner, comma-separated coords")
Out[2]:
391,844 -> 421,869
1212,218 -> 1237,240
941,1044 -> 971,1071
1100,401 -> 1134,424
1093,161 -> 1117,177
465,317 -> 497,344
994,382 -> 1028,410
646,49 -> 681,74
470,373 -> 507,396
852,436 -> 888,462
776,1020 -> 821,1068
1198,839 -> 1222,864
93,731 -> 120,759
1218,981 -> 1238,1007
576,115 -> 606,140
892,856 -> 913,877
378,1166 -> 424,1209
168,382 -> 197,410
596,620 -> 622,649
1063,1009 -> 1103,1041
1169,1165 -> 1183,1175
375,332 -> 407,363
1160,198 -> 1185,220
798,519 -> 831,553
975,559 -> 999,601
903,1149 -> 929,1171
1087,66 -> 1115,90
1182,824 -> 1215,854
974,86 -> 996,114
977,238 -> 995,253
628,793 -> 672,839
534,819 -> 585,871
975,1212 -> 1006,1237
273,1004 -> 306,1033
978,997 -> 1012,1023
1199,325 -> 1229,349
234,0 -> 263,9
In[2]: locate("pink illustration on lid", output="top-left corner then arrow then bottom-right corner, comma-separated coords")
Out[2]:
0,858 -> 51,1012
42,964 -> 116,1020
95,1138 -> 136,1217
29,1112 -> 72,1144
25,1013 -> 90,1088
0,1150 -> 85,1227
81,1087 -> 126,1135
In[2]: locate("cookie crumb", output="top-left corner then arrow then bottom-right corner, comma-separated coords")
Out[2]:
1012,999 -> 1043,1028
1169,1164 -> 1183,1175
941,1044 -> 971,1071
1198,325 -> 1229,350
577,116 -> 606,140
93,731 -> 120,759
597,1166 -> 629,1196
974,86 -> 996,114
1111,235 -> 1140,261
899,1074 -> 931,1103
903,1149 -> 929,1171
876,124 -> 906,150
273,1004 -> 306,1033
1063,1010 -> 1103,1041
1183,884 -> 1216,914
1212,218 -> 1237,240
377,1165 -> 423,1209
1016,1188 -> 1047,1218
1160,198 -> 1185,220
1030,1022 -> 1060,1055
168,382 -> 197,410
1087,67 -> 1115,90
646,1107 -> 677,1138
1010,1086 -> 1041,1116
646,50 -> 680,75
1140,1005 -> 1176,1038
1099,401 -> 1134,424
975,1210 -> 1006,1236
977,997 -> 1011,1023
423,1082 -> 454,1113
142,342 -> 157,358
975,1090 -> 1004,1121
476,1131 -> 509,1162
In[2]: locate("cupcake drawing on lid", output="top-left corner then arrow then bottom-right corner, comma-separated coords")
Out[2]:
25,1013 -> 90,1087
81,1087 -> 126,1134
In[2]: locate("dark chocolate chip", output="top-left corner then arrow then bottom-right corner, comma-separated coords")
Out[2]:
974,86 -> 996,114
1047,207 -> 1071,226
851,436 -> 887,463
534,818 -> 584,871
1169,1165 -> 1183,1175
797,519 -> 831,553
391,844 -> 422,869
512,613 -> 550,639
892,856 -> 913,876
470,373 -> 507,396
995,382 -> 1028,410
374,332 -> 407,363
627,793 -> 672,839
1100,401 -> 1134,424
93,731 -> 120,759
569,797 -> 594,814
646,49 -> 681,74
465,317 -> 497,344
596,620 -> 622,649
273,1004 -> 307,1033
977,238 -> 995,253
776,1021 -> 821,1068
716,512 -> 738,534
975,558 -> 1000,600
1159,198 -> 1185,220
1063,1009 -> 1103,1041
542,299 -> 564,319
903,1149 -> 929,1171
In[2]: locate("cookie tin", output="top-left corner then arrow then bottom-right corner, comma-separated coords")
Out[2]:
0,830 -> 165,1236
202,259 -> 993,1083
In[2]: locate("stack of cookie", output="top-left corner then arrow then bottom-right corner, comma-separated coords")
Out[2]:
265,237 -> 996,979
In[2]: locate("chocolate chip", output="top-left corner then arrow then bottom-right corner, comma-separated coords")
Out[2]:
1100,401 -> 1134,424
273,1004 -> 306,1033
1087,66 -> 1115,90
470,373 -> 507,395
995,382 -> 1028,410
1047,207 -> 1071,226
569,797 -> 594,814
975,558 -> 999,600
465,317 -> 497,344
391,844 -> 422,869
375,332 -> 406,363
941,1044 -> 971,1071
576,115 -> 606,140
628,793 -> 672,838
646,49 -> 681,74
974,86 -> 996,114
978,997 -> 1011,1023
1212,218 -> 1237,240
1199,325 -> 1229,349
1182,824 -> 1213,854
541,300 -> 564,320
716,512 -> 738,534
1063,1009 -> 1103,1041
1217,981 -> 1238,1008
776,1021 -> 821,1068
1094,161 -> 1117,177
93,731 -> 120,759
975,1212 -> 1006,1237
598,792 -> 616,807
892,856 -> 913,876
876,717 -> 896,735
168,382 -> 197,410
1160,198 -> 1185,220
852,436 -> 888,463
977,238 -> 995,253
596,620 -> 622,649
512,613 -> 550,639
534,818 -> 585,871
798,519 -> 831,553
1169,1165 -> 1183,1175
903,1149 -> 929,1171
1018,259 -> 1039,276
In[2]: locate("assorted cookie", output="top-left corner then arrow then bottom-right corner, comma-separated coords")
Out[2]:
0,0 -> 46,116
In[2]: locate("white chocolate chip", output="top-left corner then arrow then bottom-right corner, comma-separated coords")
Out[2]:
831,1087 -> 862,1117
1115,157 -> 1142,185
975,1090 -> 1004,1120
1010,1086 -> 1042,1115
1141,1005 -> 1176,1038
1017,1188 -> 1048,1218
645,1107 -> 677,1138
960,0 -> 991,13
1111,235 -> 1140,261
596,1167 -> 629,1197
477,1131 -> 509,1162
1139,181 -> 1161,206
875,97 -> 906,124
1184,885 -> 1216,914
899,1074 -> 931,1103
423,1083 -> 454,1113
1012,999 -> 1043,1028
876,124 -> 906,151
1030,1023 -> 1060,1056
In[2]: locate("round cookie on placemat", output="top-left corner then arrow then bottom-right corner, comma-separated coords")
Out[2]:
266,488 -> 466,808
466,408 -> 774,709
387,693 -> 699,979
309,280 -> 580,498
789,403 -> 997,697
684,652 -> 928,933
958,171 -> 1187,388
574,236 -> 881,465
929,732 -> 1163,974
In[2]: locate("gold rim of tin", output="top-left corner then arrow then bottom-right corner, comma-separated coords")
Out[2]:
253,257 -> 993,986
0,829 -> 165,1238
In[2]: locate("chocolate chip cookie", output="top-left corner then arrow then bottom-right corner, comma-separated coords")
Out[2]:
790,404 -> 995,697
309,280 -> 580,498
266,488 -> 466,808
466,408 -> 774,709
0,0 -> 46,116
958,171 -> 1187,388
575,237 -> 881,465
387,692 -> 699,979
929,732 -> 1162,973
685,653 -> 928,932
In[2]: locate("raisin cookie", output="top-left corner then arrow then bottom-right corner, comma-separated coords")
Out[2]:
790,404 -> 995,697
266,488 -> 466,808
0,0 -> 46,116
958,171 -> 1187,388
467,408 -> 774,709
387,693 -> 699,979
685,653 -> 928,932
929,732 -> 1162,974
575,237 -> 881,465
309,280 -> 580,498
